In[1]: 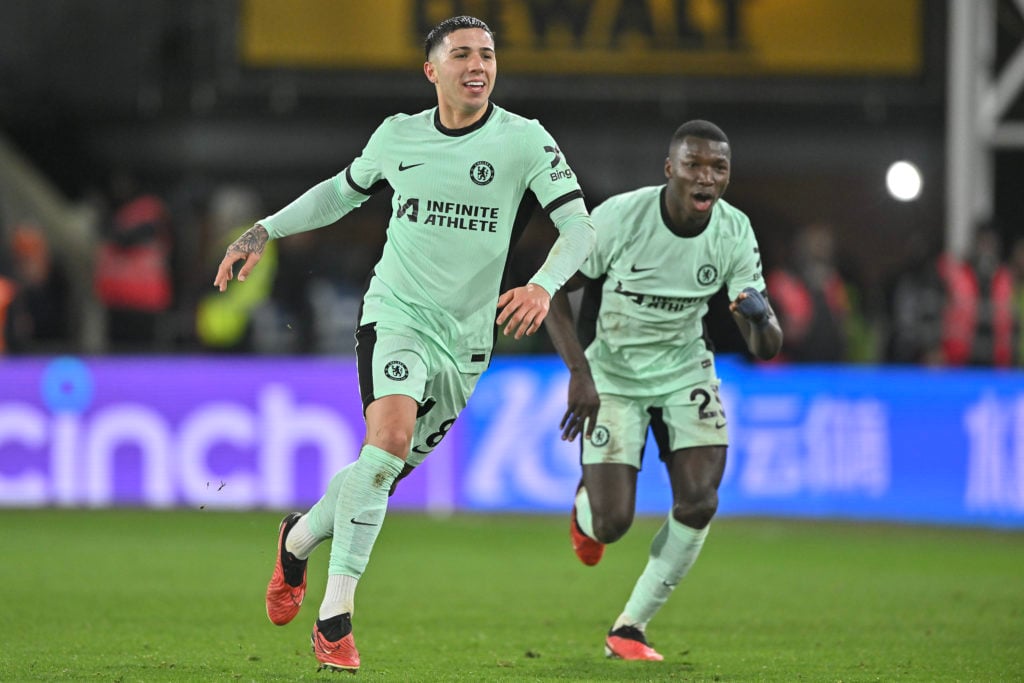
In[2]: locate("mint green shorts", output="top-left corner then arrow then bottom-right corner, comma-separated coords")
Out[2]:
355,322 -> 482,467
581,378 -> 728,468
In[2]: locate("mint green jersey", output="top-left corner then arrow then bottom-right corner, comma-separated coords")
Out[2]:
344,103 -> 584,369
580,186 -> 764,395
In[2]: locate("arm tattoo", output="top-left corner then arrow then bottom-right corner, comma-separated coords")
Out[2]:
227,224 -> 269,256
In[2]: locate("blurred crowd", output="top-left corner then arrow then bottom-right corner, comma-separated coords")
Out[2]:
0,165 -> 380,356
1,171 -> 1023,366
760,220 -> 1022,367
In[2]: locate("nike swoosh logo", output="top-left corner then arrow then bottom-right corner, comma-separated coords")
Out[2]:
661,580 -> 679,588
398,162 -> 425,171
630,265 -> 655,273
715,421 -> 727,429
350,517 -> 379,526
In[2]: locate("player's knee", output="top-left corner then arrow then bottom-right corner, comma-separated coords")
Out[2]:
367,426 -> 413,460
592,507 -> 633,544
672,489 -> 719,529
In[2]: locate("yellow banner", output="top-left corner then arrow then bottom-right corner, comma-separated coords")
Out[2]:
242,0 -> 921,76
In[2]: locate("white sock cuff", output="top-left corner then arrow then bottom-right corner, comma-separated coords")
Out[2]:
574,485 -> 596,539
285,514 -> 323,560
613,612 -> 645,632
320,574 -> 358,621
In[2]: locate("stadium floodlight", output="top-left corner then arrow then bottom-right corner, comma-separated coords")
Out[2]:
886,160 -> 923,201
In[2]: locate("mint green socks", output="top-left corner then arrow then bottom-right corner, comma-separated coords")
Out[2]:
316,445 -> 405,620
327,445 -> 405,579
286,462 -> 357,559
619,516 -> 709,629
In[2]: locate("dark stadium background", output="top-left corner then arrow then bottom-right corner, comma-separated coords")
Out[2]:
1,4 -> 1022,681
1,1 -> 1022,358
0,1 -> 1022,521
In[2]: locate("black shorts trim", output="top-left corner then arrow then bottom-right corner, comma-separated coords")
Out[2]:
354,322 -> 377,413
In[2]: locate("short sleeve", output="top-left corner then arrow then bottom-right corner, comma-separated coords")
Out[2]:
522,122 -> 585,213
726,216 -> 766,300
345,119 -> 390,195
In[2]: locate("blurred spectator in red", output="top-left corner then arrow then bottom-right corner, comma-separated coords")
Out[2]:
937,225 -> 1015,366
1011,238 -> 1024,365
765,223 -> 858,362
0,241 -> 16,354
4,222 -> 71,352
93,171 -> 174,351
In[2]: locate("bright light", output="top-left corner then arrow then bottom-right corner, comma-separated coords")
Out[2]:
886,160 -> 923,201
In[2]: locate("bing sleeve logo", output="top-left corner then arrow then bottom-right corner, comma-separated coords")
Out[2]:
543,145 -> 562,168
470,161 -> 494,185
545,145 -> 574,182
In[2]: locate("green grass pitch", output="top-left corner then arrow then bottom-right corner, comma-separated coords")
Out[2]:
1,509 -> 1021,682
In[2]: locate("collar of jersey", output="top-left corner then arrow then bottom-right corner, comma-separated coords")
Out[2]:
433,101 -> 494,137
660,185 -> 714,238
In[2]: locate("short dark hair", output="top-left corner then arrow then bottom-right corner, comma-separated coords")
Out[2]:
670,120 -> 730,153
424,16 -> 493,59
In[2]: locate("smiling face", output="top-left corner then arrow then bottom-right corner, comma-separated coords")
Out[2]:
664,136 -> 731,232
424,27 -> 496,129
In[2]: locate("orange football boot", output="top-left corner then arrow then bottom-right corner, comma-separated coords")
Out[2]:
570,505 -> 605,566
604,625 -> 664,661
265,512 -> 307,626
312,613 -> 360,673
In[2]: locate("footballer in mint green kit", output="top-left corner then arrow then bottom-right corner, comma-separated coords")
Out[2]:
545,120 -> 782,662
347,101 -> 587,469
214,16 -> 594,673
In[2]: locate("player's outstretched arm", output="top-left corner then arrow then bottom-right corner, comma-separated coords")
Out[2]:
544,277 -> 600,441
729,287 -> 783,360
213,224 -> 269,292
